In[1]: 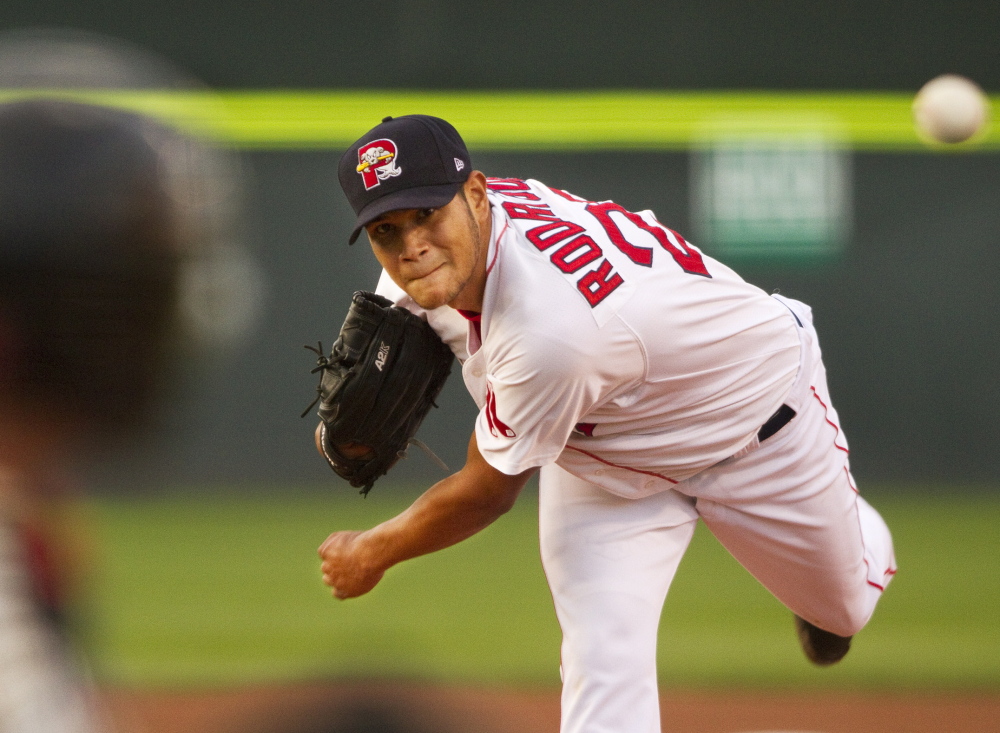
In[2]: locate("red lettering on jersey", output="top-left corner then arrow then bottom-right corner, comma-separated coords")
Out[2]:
577,259 -> 624,306
574,422 -> 597,437
488,177 -> 536,193
487,177 -> 541,201
525,220 -> 587,251
503,202 -> 559,221
655,221 -> 709,277
488,177 -> 530,191
586,202 -> 711,277
585,201 -> 653,266
550,235 -> 602,274
548,186 -> 594,204
485,382 -> 516,438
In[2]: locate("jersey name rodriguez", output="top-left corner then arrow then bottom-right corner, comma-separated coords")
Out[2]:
378,178 -> 801,498
485,177 -> 710,328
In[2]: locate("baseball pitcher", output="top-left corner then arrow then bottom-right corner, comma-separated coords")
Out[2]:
309,115 -> 896,733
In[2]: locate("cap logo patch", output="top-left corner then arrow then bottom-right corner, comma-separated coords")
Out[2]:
454,158 -> 465,172
356,138 -> 402,190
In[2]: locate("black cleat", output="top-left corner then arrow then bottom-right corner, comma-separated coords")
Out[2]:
795,615 -> 852,666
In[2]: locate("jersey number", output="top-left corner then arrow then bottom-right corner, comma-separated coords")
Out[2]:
584,201 -> 710,277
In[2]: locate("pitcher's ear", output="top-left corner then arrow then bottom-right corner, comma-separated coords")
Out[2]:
464,171 -> 490,216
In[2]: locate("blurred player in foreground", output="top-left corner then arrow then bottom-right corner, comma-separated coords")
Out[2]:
317,115 -> 897,733
0,27 -> 252,733
0,23 -> 258,728
0,95 -> 188,732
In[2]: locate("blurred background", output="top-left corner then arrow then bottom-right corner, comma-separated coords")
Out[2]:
0,2 -> 997,732
0,2 -> 994,488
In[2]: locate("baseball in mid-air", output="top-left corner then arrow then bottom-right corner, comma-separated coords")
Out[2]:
913,74 -> 990,144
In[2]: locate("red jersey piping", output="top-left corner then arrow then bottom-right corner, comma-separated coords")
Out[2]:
563,445 -> 679,484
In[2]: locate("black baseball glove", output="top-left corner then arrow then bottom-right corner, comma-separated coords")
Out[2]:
303,291 -> 455,495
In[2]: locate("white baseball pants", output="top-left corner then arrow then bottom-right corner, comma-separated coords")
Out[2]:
538,297 -> 896,733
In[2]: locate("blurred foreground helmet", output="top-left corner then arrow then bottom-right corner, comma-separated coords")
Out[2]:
0,99 -> 186,434
0,29 -> 261,440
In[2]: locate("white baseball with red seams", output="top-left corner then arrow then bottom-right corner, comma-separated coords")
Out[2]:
377,177 -> 896,733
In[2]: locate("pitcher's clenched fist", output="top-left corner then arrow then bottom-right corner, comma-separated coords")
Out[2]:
318,530 -> 386,599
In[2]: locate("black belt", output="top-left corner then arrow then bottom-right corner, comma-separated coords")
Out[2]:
757,404 -> 796,442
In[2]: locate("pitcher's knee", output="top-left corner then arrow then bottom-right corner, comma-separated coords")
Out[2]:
565,622 -> 654,676
559,593 -> 660,678
809,593 -> 875,637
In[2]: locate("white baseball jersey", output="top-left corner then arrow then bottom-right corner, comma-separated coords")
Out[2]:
377,177 -> 801,498
0,495 -> 105,733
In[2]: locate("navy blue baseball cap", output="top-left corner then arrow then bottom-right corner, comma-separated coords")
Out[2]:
338,114 -> 472,244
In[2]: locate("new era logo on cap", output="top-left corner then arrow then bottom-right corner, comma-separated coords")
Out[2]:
338,115 -> 473,244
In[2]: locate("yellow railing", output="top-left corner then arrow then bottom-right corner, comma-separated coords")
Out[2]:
1,90 -> 996,151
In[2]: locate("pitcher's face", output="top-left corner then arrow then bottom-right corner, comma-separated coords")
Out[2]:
365,174 -> 491,312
